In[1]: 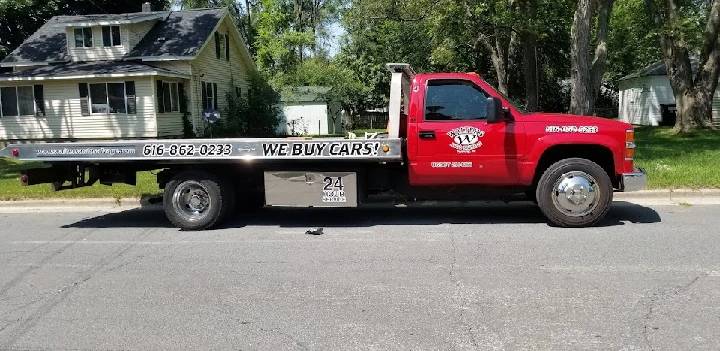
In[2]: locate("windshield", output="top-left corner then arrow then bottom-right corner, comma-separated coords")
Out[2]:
481,79 -> 530,115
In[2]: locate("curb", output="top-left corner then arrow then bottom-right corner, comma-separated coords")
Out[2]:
613,189 -> 720,199
0,189 -> 719,210
0,197 -> 158,209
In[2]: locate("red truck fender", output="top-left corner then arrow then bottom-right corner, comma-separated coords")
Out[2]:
520,132 -> 625,187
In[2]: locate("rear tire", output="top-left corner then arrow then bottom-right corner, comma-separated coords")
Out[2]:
536,158 -> 613,227
163,170 -> 234,231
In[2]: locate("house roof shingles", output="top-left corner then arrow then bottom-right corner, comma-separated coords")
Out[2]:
619,57 -> 701,81
1,17 -> 69,64
127,8 -> 226,58
1,8 -> 226,64
0,61 -> 188,80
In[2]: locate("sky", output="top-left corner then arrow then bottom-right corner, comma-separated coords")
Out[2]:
325,21 -> 346,57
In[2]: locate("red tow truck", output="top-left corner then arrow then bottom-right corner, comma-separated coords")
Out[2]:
0,63 -> 646,230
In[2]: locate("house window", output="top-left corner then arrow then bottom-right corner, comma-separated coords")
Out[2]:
74,27 -> 93,48
205,82 -> 215,110
102,26 -> 121,47
219,33 -> 227,59
0,86 -> 35,117
160,82 -> 180,113
88,82 -> 128,114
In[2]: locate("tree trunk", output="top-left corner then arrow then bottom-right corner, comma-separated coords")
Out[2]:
570,0 -> 614,116
645,0 -> 720,132
570,0 -> 593,115
520,0 -> 539,112
589,0 -> 614,115
481,30 -> 516,96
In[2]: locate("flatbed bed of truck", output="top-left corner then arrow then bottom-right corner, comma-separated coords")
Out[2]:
0,137 -> 404,163
0,63 -> 647,230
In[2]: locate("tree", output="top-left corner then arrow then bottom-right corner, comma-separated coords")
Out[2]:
430,0 -> 519,95
644,0 -> 719,132
337,0 -> 435,111
606,0 -> 660,81
519,0 -> 539,111
569,0 -> 614,116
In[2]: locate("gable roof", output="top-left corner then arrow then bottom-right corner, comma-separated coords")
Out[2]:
1,7 -> 252,70
126,8 -> 226,59
0,61 -> 190,81
619,57 -> 701,81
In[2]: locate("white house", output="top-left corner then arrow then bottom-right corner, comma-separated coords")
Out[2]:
0,4 -> 256,142
618,58 -> 720,127
278,86 -> 342,136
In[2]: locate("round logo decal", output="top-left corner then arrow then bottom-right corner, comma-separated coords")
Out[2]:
447,126 -> 484,153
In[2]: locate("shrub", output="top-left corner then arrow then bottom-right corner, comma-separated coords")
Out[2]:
206,72 -> 282,138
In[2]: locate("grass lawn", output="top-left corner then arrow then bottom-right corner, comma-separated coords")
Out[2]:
633,126 -> 720,189
0,126 -> 717,199
0,159 -> 161,200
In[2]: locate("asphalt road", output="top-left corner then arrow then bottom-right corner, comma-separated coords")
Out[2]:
0,201 -> 718,350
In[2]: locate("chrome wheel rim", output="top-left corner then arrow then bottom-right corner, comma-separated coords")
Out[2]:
551,171 -> 599,217
172,181 -> 211,222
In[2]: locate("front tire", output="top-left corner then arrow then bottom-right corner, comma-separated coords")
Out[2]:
536,158 -> 613,227
163,170 -> 234,231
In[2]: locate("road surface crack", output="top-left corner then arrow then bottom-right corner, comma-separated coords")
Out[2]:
449,233 -> 457,278
642,273 -> 706,351
449,232 -> 479,350
0,318 -> 21,333
260,327 -> 308,350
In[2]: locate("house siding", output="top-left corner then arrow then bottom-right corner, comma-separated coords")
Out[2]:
618,76 -> 675,126
151,61 -> 192,76
60,20 -> 161,61
66,24 -> 132,61
153,76 -> 188,137
0,77 -> 157,141
620,75 -> 720,127
280,102 -> 329,135
189,16 -> 250,135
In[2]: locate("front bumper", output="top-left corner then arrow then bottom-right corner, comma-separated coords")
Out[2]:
619,167 -> 647,192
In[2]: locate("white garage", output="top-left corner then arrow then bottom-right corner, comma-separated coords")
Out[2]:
618,58 -> 720,127
277,86 -> 342,136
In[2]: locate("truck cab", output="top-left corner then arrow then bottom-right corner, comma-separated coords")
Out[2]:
385,63 -> 646,226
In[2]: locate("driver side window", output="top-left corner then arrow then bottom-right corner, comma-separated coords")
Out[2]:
424,79 -> 489,121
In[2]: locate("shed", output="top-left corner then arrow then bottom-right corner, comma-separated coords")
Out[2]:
278,86 -> 342,136
618,57 -> 720,127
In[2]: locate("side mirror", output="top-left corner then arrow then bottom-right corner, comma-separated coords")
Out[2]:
486,97 -> 504,123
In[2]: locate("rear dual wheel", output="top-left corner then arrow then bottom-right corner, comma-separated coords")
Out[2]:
536,158 -> 613,228
163,170 -> 235,231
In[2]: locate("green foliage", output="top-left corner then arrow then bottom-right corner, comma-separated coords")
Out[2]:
606,0 -> 661,81
209,72 -> 282,138
252,0 -> 341,73
337,0 -> 435,110
274,57 -> 369,116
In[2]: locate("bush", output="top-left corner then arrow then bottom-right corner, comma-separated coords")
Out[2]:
205,72 -> 282,138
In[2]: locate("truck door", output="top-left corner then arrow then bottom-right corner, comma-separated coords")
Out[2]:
409,78 -> 524,186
